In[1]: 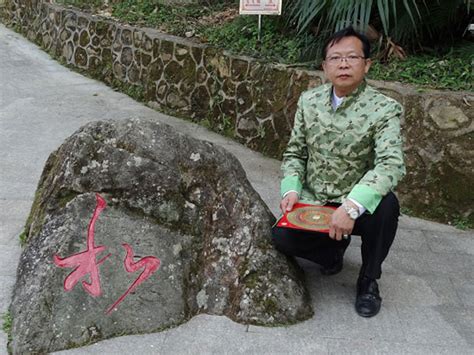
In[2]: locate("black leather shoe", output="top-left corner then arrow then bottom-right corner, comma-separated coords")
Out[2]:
355,276 -> 382,317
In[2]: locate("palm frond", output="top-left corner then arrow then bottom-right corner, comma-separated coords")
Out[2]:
284,0 -> 472,59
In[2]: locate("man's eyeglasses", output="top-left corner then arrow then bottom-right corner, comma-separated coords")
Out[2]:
325,55 -> 366,65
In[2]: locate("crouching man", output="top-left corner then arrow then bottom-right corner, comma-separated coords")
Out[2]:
272,27 -> 405,317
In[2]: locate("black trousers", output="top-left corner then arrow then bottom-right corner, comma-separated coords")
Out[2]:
271,192 -> 400,280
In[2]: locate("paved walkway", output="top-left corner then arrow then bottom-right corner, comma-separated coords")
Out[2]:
1,24 -> 473,354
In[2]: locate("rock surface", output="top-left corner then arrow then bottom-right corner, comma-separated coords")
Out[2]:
10,118 -> 312,354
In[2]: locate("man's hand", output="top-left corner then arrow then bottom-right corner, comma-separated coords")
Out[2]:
280,192 -> 299,214
329,205 -> 355,241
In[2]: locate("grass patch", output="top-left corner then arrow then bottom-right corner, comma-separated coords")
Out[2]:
2,311 -> 12,346
452,216 -> 474,231
400,206 -> 414,216
201,15 -> 302,64
18,231 -> 27,247
111,0 -> 228,36
369,54 -> 473,91
55,0 -> 104,11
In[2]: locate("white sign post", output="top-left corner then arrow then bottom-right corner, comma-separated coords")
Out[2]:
239,0 -> 282,15
239,0 -> 282,41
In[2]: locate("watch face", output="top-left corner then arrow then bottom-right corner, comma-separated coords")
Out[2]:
343,204 -> 358,219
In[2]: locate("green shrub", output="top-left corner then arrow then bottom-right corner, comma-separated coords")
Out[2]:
369,54 -> 473,91
203,15 -> 302,64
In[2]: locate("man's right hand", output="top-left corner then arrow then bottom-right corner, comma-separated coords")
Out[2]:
280,192 -> 299,215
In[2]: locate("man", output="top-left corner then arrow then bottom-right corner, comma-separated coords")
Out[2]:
272,27 -> 405,317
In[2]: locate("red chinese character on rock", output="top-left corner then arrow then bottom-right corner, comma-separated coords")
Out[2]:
54,193 -> 162,314
106,244 -> 161,314
53,194 -> 111,297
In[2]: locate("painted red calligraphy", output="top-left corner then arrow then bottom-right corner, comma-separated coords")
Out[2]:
54,194 -> 161,314
53,194 -> 111,297
106,243 -> 161,314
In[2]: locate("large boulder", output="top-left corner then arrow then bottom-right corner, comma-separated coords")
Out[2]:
9,118 -> 312,354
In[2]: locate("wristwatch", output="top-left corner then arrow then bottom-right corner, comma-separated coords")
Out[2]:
342,202 -> 359,220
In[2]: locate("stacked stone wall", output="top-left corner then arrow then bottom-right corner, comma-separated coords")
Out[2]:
1,0 -> 473,225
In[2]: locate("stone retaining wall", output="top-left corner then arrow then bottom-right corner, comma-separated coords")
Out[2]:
2,0 -> 473,225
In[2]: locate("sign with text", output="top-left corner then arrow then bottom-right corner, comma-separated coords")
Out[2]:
239,0 -> 282,15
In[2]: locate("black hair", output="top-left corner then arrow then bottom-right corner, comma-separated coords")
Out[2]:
322,26 -> 371,59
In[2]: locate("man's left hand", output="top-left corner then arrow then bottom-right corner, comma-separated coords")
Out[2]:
329,206 -> 355,241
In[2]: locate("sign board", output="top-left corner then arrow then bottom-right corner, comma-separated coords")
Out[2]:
239,0 -> 282,15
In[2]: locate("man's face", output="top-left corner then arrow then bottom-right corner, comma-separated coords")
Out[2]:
322,36 -> 372,97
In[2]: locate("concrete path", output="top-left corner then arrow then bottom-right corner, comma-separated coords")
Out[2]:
1,24 -> 473,355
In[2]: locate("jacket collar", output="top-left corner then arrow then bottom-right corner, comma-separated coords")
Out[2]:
326,80 -> 368,111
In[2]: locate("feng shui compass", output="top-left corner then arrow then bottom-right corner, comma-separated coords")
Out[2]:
276,203 -> 337,232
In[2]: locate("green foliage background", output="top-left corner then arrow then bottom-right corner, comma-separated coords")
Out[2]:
55,0 -> 473,91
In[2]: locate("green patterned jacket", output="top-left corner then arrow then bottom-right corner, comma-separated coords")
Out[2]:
281,81 -> 405,213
